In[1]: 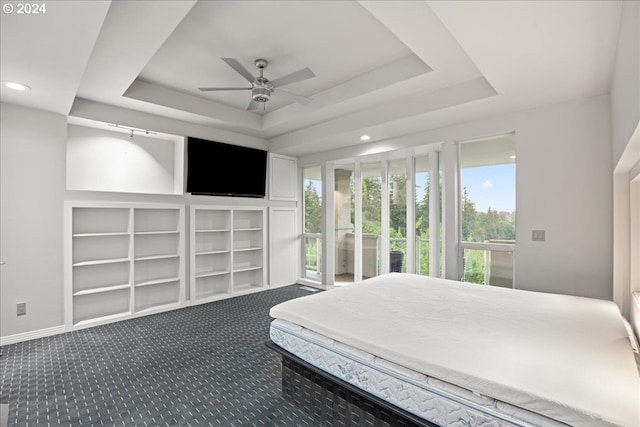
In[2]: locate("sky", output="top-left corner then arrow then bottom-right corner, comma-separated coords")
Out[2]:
307,162 -> 516,214
460,164 -> 516,213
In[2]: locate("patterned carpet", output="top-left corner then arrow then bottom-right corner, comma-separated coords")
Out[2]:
0,285 -> 331,426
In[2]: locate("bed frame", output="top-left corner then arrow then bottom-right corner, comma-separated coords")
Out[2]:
266,340 -> 437,427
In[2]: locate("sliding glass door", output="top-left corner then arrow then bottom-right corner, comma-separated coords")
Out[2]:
303,166 -> 322,281
389,159 -> 407,273
361,163 -> 382,279
415,153 -> 441,276
334,163 -> 355,284
302,147 -> 443,286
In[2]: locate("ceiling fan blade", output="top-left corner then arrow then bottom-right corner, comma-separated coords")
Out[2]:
247,99 -> 261,111
222,57 -> 256,83
199,87 -> 251,91
270,67 -> 315,88
274,88 -> 312,105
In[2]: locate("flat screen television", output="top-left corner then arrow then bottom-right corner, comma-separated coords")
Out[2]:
186,137 -> 268,198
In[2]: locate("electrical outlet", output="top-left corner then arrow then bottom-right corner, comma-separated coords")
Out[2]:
17,302 -> 26,316
532,230 -> 546,242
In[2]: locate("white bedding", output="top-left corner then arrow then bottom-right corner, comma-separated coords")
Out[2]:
269,273 -> 640,427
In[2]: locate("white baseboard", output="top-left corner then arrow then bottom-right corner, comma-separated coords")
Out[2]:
0,282 -> 320,347
0,325 -> 66,346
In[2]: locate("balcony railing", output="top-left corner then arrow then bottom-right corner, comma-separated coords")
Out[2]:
304,235 -> 515,286
304,233 -> 322,280
461,240 -> 515,287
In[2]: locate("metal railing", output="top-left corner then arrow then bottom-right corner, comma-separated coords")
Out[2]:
461,240 -> 515,287
304,235 -> 432,277
303,233 -> 322,279
304,234 -> 515,285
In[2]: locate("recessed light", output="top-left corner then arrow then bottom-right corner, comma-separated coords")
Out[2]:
2,81 -> 31,91
360,134 -> 371,141
510,155 -> 516,159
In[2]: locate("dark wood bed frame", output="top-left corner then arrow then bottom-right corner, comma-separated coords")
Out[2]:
266,340 -> 438,427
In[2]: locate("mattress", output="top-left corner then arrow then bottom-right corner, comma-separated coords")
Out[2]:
270,318 -> 568,427
269,273 -> 640,427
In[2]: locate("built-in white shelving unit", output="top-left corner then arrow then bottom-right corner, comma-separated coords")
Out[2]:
190,205 -> 267,304
65,202 -> 185,329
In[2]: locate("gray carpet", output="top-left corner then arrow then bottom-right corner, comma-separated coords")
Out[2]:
0,285 -> 331,426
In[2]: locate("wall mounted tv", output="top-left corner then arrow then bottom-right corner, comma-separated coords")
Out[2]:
186,137 -> 268,198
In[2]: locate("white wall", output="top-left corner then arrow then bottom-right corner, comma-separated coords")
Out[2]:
1,101 -> 297,340
610,0 -> 640,167
67,124 -> 183,195
514,97 -> 612,299
300,95 -> 613,300
611,0 -> 640,317
1,104 -> 68,336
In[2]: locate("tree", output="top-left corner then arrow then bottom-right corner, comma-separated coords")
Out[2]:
461,188 -> 479,241
389,174 -> 407,236
362,177 -> 382,234
304,181 -> 322,233
415,174 -> 430,238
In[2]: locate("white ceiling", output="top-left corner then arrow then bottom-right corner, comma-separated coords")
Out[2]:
0,1 -> 623,157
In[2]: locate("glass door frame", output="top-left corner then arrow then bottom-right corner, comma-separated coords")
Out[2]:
310,145 -> 442,286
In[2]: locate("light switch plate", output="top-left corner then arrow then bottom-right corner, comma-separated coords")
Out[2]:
532,230 -> 546,242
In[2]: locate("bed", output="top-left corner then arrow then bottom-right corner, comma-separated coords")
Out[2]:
268,273 -> 640,427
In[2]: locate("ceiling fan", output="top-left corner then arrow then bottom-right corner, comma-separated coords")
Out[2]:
199,58 -> 316,111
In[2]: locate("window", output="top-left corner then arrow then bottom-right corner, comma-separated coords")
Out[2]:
459,133 -> 516,286
362,163 -> 383,278
389,159 -> 407,272
334,163 -> 355,284
415,153 -> 441,276
303,166 -> 322,281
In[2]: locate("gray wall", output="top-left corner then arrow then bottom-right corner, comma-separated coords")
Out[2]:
610,0 -> 640,167
0,102 -> 296,339
1,105 -> 68,335
300,95 -> 613,301
0,93 -> 618,339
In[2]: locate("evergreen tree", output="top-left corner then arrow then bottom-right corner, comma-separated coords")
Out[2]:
362,177 -> 382,234
304,181 -> 322,233
389,174 -> 407,236
415,174 -> 430,238
461,188 -> 478,241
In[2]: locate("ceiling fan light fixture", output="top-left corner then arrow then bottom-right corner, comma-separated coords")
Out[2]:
199,57 -> 315,110
252,87 -> 271,103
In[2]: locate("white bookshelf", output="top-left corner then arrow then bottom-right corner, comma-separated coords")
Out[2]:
190,206 -> 266,304
65,202 -> 185,329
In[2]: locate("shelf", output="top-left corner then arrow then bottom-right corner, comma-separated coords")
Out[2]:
135,302 -> 181,316
196,250 -> 230,256
233,283 -> 264,292
134,254 -> 179,262
73,311 -> 130,328
73,232 -> 129,238
233,265 -> 262,273
134,230 -> 179,236
67,202 -> 185,330
195,270 -> 230,279
190,206 -> 265,306
73,284 -> 130,297
135,277 -> 180,288
233,247 -> 262,252
72,257 -> 130,267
